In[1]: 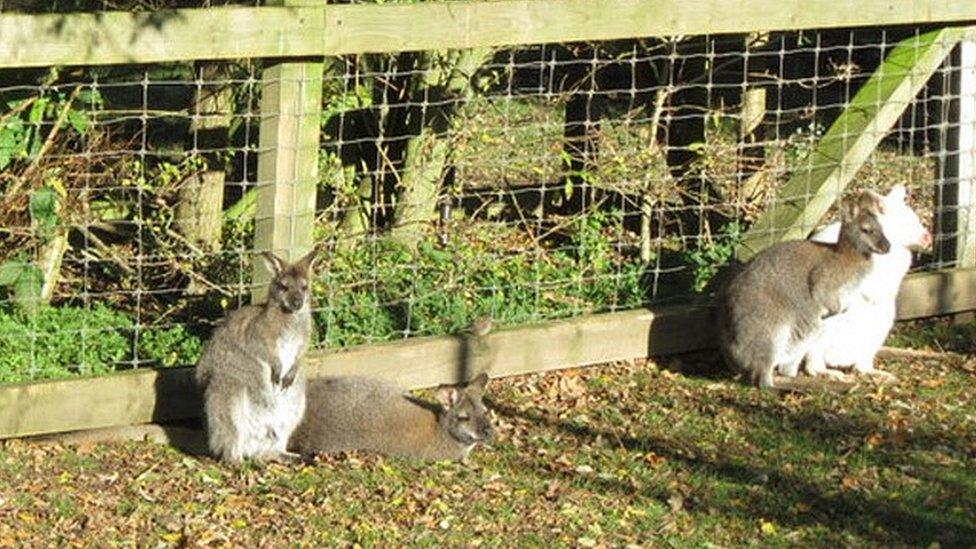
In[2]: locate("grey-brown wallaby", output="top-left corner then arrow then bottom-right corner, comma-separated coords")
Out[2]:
195,247 -> 318,464
290,373 -> 495,462
717,190 -> 891,389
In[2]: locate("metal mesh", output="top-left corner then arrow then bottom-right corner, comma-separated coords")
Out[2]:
0,27 -> 973,382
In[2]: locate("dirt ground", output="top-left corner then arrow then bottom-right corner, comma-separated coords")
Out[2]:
0,351 -> 974,547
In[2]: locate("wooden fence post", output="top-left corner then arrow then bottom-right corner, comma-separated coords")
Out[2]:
938,37 -> 976,270
252,0 -> 324,302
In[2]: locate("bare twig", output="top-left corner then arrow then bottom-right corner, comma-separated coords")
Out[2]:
5,86 -> 83,204
72,223 -> 136,275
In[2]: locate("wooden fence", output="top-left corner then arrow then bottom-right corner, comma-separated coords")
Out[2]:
1,0 -> 976,439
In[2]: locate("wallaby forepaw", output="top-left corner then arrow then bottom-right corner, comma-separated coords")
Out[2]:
280,368 -> 297,389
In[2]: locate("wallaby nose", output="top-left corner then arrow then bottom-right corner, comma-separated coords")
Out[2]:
876,236 -> 891,254
287,295 -> 305,312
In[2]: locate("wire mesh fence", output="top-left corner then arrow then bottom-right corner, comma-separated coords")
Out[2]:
0,22 -> 972,383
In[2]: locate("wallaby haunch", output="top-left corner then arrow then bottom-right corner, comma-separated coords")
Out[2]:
290,373 -> 494,462
807,185 -> 931,379
195,248 -> 318,464
717,190 -> 891,389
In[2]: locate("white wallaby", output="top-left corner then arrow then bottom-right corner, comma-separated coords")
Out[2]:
806,185 -> 931,380
717,191 -> 892,389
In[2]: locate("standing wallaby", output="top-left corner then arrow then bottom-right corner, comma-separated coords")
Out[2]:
290,373 -> 494,462
195,247 -> 318,464
806,185 -> 931,379
717,190 -> 891,389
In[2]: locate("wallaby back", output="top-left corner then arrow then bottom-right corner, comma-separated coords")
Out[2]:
290,374 -> 494,462
195,247 -> 319,464
717,190 -> 890,389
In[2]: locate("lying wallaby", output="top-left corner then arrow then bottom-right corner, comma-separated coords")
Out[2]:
717,190 -> 891,389
195,247 -> 318,464
290,373 -> 494,462
806,185 -> 931,379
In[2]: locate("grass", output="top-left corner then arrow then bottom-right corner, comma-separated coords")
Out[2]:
1,350 -> 973,546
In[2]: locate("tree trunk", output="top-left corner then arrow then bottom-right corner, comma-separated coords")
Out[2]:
177,62 -> 232,251
389,48 -> 492,246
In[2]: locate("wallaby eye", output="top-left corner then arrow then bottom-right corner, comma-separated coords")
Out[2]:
456,413 -> 470,421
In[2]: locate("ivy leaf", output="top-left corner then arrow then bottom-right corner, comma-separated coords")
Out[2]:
0,259 -> 43,312
67,109 -> 89,134
29,185 -> 61,237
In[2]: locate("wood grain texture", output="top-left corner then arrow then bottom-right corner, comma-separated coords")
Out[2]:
1,2 -> 976,67
251,57 -> 323,299
0,7 -> 323,68
897,268 -> 976,319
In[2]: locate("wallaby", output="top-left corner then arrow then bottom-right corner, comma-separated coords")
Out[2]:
195,247 -> 318,464
290,373 -> 495,462
806,185 -> 931,380
717,190 -> 891,389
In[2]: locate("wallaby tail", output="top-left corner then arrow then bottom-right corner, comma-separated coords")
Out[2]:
767,375 -> 856,394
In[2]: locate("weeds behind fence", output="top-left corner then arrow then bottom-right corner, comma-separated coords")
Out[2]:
0,8 -> 972,382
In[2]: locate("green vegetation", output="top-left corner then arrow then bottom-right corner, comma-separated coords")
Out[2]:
0,36 -> 944,384
0,305 -> 202,383
1,356 -> 973,545
317,211 -> 648,347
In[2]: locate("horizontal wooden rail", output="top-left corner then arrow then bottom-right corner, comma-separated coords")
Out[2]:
1,1 -> 976,68
1,268 -> 974,440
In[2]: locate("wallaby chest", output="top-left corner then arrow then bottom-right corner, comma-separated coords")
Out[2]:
276,332 -> 304,373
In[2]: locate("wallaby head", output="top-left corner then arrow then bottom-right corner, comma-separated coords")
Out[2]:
262,247 -> 318,314
436,373 -> 494,446
877,185 -> 932,250
839,190 -> 891,256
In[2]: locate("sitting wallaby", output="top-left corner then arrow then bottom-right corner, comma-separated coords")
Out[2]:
806,185 -> 931,379
717,190 -> 891,389
290,373 -> 494,462
195,248 -> 318,464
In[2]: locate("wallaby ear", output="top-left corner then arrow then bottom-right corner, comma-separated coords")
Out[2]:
295,245 -> 320,273
260,251 -> 286,276
839,195 -> 859,222
886,184 -> 907,203
437,386 -> 461,409
858,189 -> 885,214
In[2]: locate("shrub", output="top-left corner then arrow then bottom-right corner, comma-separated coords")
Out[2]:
0,305 -> 203,383
0,304 -> 131,383
315,214 -> 647,347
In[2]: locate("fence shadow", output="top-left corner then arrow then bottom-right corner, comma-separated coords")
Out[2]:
486,390 -> 976,546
